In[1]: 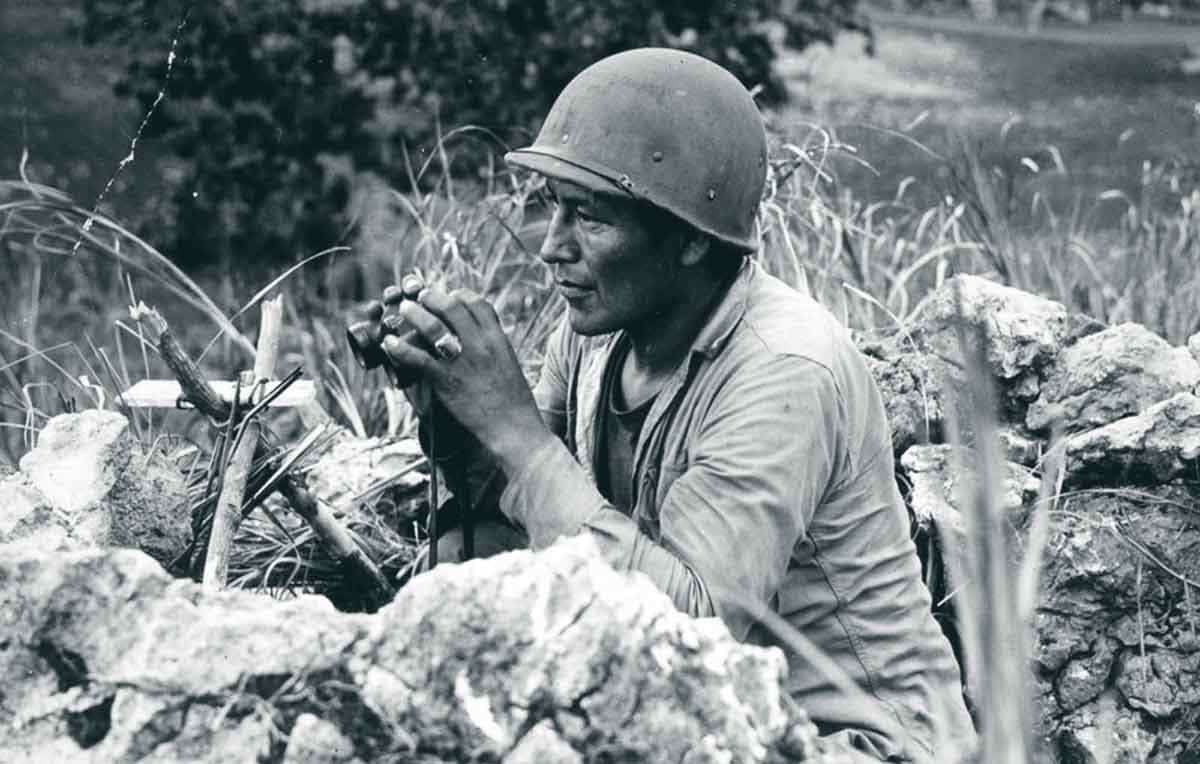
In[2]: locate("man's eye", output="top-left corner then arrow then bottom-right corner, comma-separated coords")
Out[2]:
575,209 -> 602,224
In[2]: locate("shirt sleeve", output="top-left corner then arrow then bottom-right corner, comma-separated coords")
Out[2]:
498,354 -> 845,640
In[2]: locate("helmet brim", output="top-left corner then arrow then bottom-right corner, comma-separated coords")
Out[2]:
505,149 -> 634,199
507,146 -> 757,254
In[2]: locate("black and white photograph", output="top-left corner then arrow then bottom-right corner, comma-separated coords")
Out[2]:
1,0 -> 1198,761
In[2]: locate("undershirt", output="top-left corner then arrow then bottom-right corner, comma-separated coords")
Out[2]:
595,339 -> 655,515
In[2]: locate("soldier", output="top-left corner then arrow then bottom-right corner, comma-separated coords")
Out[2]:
382,48 -> 977,762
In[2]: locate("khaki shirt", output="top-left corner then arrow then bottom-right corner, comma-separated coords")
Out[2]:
497,261 -> 977,761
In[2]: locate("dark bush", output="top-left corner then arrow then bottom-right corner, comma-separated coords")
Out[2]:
81,0 -> 865,270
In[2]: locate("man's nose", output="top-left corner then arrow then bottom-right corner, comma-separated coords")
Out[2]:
538,206 -> 575,265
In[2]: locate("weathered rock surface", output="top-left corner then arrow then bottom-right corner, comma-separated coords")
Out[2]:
20,410 -> 132,513
0,476 -> 75,549
902,443 -> 1040,543
1027,323 -> 1200,435
0,535 -> 815,763
283,714 -> 361,764
907,274 -> 1075,381
1033,487 -> 1200,764
866,275 -> 1200,764
305,434 -> 425,512
900,442 -> 1039,669
0,411 -> 189,565
870,275 -> 1103,454
863,347 -> 961,456
1062,392 -> 1200,487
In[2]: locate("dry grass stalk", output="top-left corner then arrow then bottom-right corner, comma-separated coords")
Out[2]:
947,285 -> 1035,764
203,295 -> 284,590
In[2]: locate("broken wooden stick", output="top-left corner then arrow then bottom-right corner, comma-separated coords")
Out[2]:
203,295 -> 283,590
130,300 -> 395,608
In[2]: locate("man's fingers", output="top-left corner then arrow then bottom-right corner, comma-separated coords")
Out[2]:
397,299 -> 460,355
383,274 -> 426,306
417,286 -> 483,332
402,274 -> 426,299
452,288 -> 502,328
381,334 -> 437,382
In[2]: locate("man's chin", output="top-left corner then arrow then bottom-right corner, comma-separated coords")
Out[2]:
565,307 -> 616,337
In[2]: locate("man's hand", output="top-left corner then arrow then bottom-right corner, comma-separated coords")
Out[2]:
380,277 -> 556,477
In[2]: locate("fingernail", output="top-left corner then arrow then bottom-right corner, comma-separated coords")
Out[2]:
382,335 -> 401,351
402,275 -> 424,293
382,285 -> 404,305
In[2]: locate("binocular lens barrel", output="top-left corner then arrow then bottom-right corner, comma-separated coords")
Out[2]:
346,322 -> 385,370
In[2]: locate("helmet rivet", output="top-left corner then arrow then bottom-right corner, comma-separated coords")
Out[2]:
707,188 -> 717,200
652,151 -> 663,162
561,133 -> 569,143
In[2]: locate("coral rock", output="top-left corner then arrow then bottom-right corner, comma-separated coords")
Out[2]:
1055,696 -> 1158,764
305,434 -> 425,511
1027,323 -> 1200,435
1062,392 -> 1200,487
284,714 -> 361,764
502,720 -> 583,764
0,476 -> 75,549
908,274 -> 1072,381
0,536 -> 809,763
863,348 -> 959,456
901,443 -> 1039,541
2,410 -> 189,566
2,411 -> 190,566
1034,487 -> 1200,762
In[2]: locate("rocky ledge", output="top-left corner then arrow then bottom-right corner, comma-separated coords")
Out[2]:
0,535 -> 818,763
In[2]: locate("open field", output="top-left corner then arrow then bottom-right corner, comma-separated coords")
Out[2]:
781,20 -> 1199,212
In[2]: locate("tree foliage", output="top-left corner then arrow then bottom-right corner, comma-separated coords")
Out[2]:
81,0 -> 865,269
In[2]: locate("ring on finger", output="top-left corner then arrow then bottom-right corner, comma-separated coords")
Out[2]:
433,333 -> 463,361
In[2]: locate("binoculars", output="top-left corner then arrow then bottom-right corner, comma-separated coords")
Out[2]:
345,284 -> 424,387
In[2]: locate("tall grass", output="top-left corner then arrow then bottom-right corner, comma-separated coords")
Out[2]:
3,127 -> 1196,462
758,126 -> 1200,345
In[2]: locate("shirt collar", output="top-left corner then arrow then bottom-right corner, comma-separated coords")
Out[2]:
688,258 -> 755,359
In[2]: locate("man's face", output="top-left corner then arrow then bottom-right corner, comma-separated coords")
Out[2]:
538,178 -> 681,336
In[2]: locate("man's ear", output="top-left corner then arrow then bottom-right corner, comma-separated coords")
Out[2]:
679,234 -> 711,267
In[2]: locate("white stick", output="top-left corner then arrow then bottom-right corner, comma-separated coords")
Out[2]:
203,295 -> 284,591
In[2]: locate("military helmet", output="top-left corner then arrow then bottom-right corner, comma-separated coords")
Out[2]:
505,47 -> 768,252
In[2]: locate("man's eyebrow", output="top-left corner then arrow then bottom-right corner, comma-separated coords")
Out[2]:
549,185 -> 602,210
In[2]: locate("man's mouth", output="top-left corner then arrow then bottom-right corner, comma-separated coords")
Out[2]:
556,280 -> 593,300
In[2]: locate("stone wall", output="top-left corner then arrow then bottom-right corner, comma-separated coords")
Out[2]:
871,275 -> 1200,764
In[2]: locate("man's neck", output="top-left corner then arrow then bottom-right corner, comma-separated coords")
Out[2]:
624,270 -> 732,379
